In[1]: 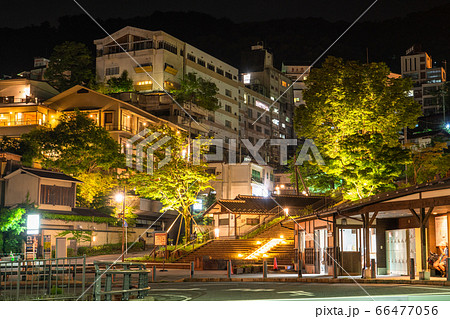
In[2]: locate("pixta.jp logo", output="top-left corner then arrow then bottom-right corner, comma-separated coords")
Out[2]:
127,130 -> 324,174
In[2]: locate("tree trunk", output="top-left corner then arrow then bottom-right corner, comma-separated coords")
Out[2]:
184,212 -> 191,244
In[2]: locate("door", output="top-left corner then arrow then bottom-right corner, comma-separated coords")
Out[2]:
339,228 -> 362,275
314,229 -> 328,274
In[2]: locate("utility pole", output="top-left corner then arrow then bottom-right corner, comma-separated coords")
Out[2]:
121,185 -> 126,262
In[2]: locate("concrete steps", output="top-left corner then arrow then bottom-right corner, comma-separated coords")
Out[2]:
176,219 -> 296,265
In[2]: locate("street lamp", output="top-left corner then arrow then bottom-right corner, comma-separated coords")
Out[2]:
115,188 -> 126,262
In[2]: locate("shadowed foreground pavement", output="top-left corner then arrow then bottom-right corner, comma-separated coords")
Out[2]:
138,281 -> 450,301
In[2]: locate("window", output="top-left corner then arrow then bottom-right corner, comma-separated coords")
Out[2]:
105,67 -> 119,76
265,116 -> 270,124
264,128 -> 270,135
40,185 -> 74,207
197,58 -> 206,67
248,109 -> 253,118
251,169 -> 261,183
218,218 -> 229,226
225,105 -> 232,113
225,72 -> 232,79
248,123 -> 254,130
207,63 -> 215,71
104,113 -> 113,124
256,125 -> 262,132
158,41 -> 177,54
225,120 -> 232,128
208,115 -> 214,122
216,68 -> 224,76
281,80 -> 287,87
246,218 -> 259,225
187,53 -> 196,62
225,89 -> 232,97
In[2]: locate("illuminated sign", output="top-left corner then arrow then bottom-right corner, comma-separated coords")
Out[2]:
154,232 -> 168,246
243,74 -> 251,84
255,100 -> 269,112
26,214 -> 40,235
272,119 -> 279,126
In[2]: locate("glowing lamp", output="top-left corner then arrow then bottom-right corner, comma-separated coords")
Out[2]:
114,193 -> 124,203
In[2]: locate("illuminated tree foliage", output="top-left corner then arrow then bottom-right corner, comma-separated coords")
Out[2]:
171,72 -> 219,111
129,124 -> 214,242
294,56 -> 422,200
23,111 -> 124,208
0,207 -> 26,254
407,141 -> 450,184
105,70 -> 134,93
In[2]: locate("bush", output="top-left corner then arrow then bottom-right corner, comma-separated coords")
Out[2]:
77,242 -> 144,257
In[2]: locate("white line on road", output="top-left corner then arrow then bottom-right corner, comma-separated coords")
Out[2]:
227,288 -> 275,292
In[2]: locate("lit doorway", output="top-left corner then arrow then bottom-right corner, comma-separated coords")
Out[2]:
314,229 -> 327,274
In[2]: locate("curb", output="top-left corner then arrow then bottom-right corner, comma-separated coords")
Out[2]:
180,277 -> 450,286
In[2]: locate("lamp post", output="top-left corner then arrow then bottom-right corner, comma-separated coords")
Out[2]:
115,187 -> 126,262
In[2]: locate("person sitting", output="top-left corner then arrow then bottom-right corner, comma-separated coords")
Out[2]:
433,241 -> 448,276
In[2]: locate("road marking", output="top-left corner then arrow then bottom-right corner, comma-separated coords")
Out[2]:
273,291 -> 450,301
149,288 -> 205,291
276,290 -> 315,297
227,288 -> 275,292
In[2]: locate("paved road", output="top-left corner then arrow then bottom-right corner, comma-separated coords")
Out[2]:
140,282 -> 450,301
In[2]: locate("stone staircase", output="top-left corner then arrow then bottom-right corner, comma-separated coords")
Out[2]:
176,218 -> 296,266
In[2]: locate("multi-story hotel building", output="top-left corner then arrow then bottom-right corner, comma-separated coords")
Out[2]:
281,63 -> 310,107
94,26 -> 239,157
400,45 -> 447,132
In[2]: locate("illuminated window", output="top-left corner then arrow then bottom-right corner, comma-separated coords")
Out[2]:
281,81 -> 287,87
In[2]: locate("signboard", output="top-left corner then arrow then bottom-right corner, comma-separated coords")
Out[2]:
26,236 -> 38,260
154,232 -> 168,246
435,215 -> 448,245
43,235 -> 51,259
243,73 -> 251,84
26,214 -> 40,235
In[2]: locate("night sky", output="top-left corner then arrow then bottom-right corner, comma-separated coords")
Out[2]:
2,0 -> 450,28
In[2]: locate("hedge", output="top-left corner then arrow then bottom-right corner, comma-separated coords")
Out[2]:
77,242 -> 144,257
42,212 -> 117,225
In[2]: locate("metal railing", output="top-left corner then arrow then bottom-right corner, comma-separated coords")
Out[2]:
0,256 -> 86,301
93,261 -> 151,301
237,210 -> 284,238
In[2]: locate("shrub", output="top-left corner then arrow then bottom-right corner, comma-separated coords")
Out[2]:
77,242 -> 143,257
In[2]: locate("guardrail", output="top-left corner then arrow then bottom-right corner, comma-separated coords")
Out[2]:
93,261 -> 151,301
0,256 -> 86,301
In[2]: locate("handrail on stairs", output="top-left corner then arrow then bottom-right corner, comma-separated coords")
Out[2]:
170,228 -> 215,257
237,209 -> 285,238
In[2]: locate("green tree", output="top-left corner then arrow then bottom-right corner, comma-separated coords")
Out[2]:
45,41 -> 95,91
0,136 -> 37,166
129,124 -> 214,242
407,141 -> 450,184
294,56 -> 422,200
106,70 -> 134,93
172,72 -> 219,111
57,230 -> 92,243
0,207 -> 26,254
22,111 -> 124,207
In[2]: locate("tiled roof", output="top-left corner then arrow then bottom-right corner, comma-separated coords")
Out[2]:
210,194 -> 331,215
21,167 -> 81,183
